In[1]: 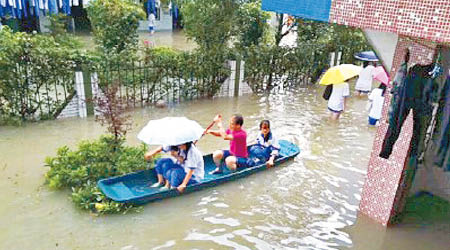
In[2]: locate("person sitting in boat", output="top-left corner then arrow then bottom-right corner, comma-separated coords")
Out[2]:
249,120 -> 280,168
207,114 -> 248,174
145,145 -> 184,188
165,142 -> 204,193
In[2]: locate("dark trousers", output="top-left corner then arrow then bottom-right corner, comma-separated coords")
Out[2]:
155,158 -> 181,180
431,77 -> 450,171
380,65 -> 436,159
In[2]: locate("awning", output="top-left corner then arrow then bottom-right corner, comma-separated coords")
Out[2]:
262,0 -> 332,22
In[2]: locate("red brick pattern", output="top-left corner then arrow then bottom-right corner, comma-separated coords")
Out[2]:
358,37 -> 436,225
330,0 -> 450,43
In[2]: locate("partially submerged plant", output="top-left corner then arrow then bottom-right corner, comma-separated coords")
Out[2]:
93,83 -> 132,145
45,135 -> 150,214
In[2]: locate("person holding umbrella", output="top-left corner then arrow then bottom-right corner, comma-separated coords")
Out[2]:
320,64 -> 362,120
355,61 -> 376,96
328,82 -> 351,120
366,66 -> 390,126
144,145 -> 184,188
165,141 -> 204,193
367,83 -> 387,126
138,117 -> 206,192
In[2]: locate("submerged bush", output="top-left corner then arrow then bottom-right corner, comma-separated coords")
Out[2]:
45,135 -> 154,214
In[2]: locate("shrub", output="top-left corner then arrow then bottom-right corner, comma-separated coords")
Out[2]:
93,84 -> 132,144
0,27 -> 87,122
141,46 -> 229,98
45,135 -> 154,214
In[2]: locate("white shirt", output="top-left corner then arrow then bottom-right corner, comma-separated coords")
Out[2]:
368,88 -> 385,119
182,144 -> 204,182
148,13 -> 155,26
256,132 -> 280,156
328,83 -> 350,112
161,145 -> 181,164
355,65 -> 375,91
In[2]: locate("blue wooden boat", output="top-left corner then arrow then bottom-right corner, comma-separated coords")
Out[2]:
98,140 -> 300,204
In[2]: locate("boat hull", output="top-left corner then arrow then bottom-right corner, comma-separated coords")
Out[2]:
98,140 -> 300,204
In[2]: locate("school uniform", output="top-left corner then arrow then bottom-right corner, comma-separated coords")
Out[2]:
166,144 -> 204,187
328,82 -> 350,113
368,88 -> 385,125
154,145 -> 183,180
355,65 -> 375,93
148,13 -> 156,33
250,132 -> 280,162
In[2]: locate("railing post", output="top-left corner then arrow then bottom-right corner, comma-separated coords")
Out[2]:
337,51 -> 342,65
330,52 -> 335,67
234,59 -> 241,97
91,72 -> 100,116
75,66 -> 87,118
82,65 -> 94,116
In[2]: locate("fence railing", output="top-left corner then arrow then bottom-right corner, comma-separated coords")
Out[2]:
0,43 -> 365,122
95,59 -> 229,108
0,62 -> 76,121
243,45 -> 331,93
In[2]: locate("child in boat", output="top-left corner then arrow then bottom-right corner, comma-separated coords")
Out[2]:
249,120 -> 280,168
207,114 -> 248,174
145,145 -> 184,188
165,141 -> 204,193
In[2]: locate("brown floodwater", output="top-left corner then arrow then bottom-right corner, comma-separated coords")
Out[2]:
77,30 -> 197,51
0,87 -> 448,250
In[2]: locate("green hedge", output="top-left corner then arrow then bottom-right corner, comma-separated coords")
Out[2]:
0,27 -> 90,123
45,135 -> 155,214
243,44 -> 330,92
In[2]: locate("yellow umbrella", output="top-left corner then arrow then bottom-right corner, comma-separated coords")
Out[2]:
319,64 -> 362,85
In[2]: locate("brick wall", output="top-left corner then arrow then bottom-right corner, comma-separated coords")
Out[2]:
330,0 -> 450,43
359,37 -> 437,225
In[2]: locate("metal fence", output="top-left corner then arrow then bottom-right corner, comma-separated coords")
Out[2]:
0,62 -> 76,121
95,59 -> 229,108
0,44 -> 361,122
243,45 -> 331,93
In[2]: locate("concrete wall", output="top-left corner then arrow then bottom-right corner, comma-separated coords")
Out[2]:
216,61 -> 253,97
363,29 -> 398,72
412,164 -> 450,201
57,71 -> 91,119
57,95 -> 80,119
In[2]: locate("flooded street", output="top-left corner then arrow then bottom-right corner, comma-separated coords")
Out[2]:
1,87 -> 448,249
77,30 -> 197,51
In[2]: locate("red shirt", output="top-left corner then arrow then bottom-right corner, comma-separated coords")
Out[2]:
226,128 -> 248,158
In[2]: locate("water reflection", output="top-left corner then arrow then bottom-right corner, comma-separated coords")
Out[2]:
0,87 -> 448,249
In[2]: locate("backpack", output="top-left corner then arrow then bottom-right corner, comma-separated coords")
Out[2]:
322,85 -> 333,100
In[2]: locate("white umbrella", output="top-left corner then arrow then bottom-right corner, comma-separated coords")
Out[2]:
137,117 -> 205,145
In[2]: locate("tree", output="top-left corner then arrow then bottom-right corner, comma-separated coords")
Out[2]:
324,24 -> 371,64
87,0 -> 145,54
235,1 -> 270,49
296,19 -> 329,44
179,0 -> 238,52
93,84 -> 132,146
296,20 -> 371,64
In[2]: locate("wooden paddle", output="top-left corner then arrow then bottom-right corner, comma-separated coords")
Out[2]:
194,120 -> 216,145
